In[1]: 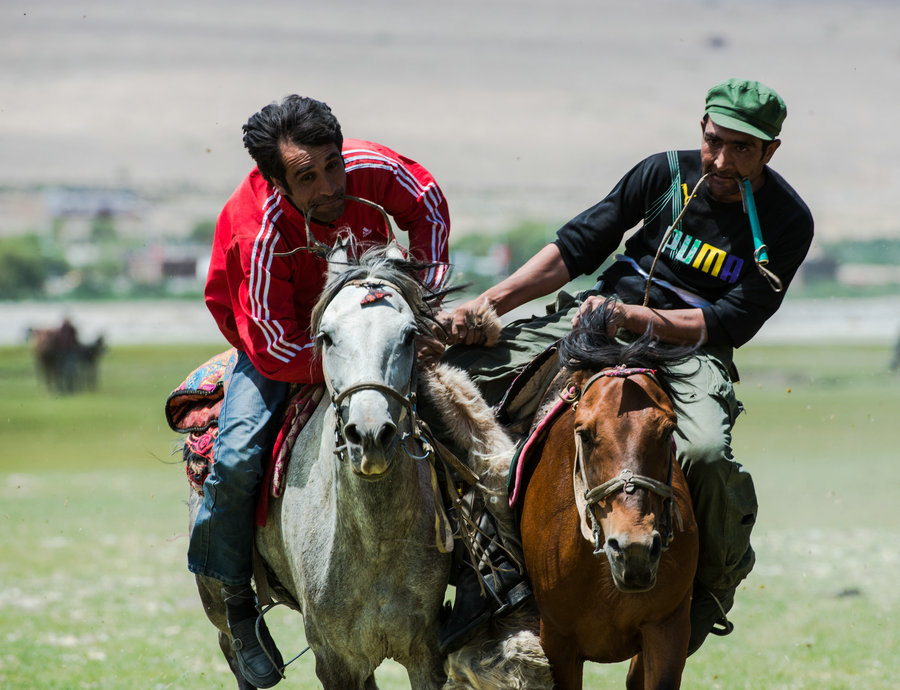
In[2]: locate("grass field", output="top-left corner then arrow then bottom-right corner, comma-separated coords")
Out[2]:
1,342 -> 898,689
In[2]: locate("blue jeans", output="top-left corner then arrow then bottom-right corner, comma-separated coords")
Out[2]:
187,351 -> 289,585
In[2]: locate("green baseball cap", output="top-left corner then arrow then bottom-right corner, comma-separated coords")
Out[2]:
705,78 -> 787,141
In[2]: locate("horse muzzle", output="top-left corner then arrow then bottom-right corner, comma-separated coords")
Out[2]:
343,420 -> 400,479
602,530 -> 662,593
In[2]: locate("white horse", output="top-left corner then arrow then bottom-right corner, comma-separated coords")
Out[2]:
263,245 -> 453,688
190,243 -> 551,689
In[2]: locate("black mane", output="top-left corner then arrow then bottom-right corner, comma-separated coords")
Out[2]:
557,298 -> 699,403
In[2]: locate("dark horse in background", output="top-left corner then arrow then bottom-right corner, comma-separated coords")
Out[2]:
519,300 -> 699,689
28,319 -> 106,394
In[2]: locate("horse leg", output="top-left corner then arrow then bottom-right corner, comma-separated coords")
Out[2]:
540,625 -> 584,690
631,605 -> 691,690
404,648 -> 447,689
627,644 -> 686,690
312,647 -> 376,690
625,653 -> 644,690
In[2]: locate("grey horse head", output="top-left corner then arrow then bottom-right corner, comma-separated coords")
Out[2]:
313,244 -> 427,478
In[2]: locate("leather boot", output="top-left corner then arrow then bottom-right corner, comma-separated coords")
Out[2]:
438,512 -> 532,655
223,582 -> 284,688
687,586 -> 735,656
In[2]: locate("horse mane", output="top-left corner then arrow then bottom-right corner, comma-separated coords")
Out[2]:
310,243 -> 455,351
557,298 -> 699,405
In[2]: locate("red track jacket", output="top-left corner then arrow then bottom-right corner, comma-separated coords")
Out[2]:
205,139 -> 450,383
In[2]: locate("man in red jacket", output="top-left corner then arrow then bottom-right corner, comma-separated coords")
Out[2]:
189,95 -> 450,688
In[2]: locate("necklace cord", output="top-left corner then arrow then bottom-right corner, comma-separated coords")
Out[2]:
272,196 -> 396,258
642,173 -> 710,307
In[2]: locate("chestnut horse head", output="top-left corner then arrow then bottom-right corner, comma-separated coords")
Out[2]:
520,298 -> 700,688
558,299 -> 696,593
568,365 -> 678,592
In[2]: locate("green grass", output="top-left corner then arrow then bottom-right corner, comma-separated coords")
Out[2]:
1,343 -> 898,688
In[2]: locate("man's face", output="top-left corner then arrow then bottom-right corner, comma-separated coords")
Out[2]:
274,141 -> 347,222
700,118 -> 779,203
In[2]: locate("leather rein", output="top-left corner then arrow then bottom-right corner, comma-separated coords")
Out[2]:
565,366 -> 678,553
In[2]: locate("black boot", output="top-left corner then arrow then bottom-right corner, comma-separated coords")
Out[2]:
223,583 -> 284,688
687,586 -> 735,656
438,513 -> 532,655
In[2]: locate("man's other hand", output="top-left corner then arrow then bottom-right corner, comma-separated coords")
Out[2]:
415,331 -> 446,369
571,296 -> 625,338
443,299 -> 502,347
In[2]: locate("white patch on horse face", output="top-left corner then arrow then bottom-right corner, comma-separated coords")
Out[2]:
319,284 -> 417,423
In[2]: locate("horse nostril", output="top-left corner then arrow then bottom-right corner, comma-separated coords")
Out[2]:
606,537 -> 622,558
344,423 -> 362,446
650,532 -> 662,561
376,423 -> 397,450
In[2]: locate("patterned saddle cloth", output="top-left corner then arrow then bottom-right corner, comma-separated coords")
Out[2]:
164,348 -> 324,526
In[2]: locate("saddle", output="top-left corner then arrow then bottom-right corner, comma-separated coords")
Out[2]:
164,348 -> 324,526
494,344 -> 570,510
165,343 -> 559,528
495,343 -> 563,436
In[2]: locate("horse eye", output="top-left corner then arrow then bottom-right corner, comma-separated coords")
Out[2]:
402,328 -> 416,347
575,428 -> 596,449
317,331 -> 333,347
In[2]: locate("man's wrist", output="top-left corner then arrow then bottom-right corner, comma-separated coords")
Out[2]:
618,303 -> 637,333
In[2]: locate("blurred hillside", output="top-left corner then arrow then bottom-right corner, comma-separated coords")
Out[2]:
2,0 -> 899,243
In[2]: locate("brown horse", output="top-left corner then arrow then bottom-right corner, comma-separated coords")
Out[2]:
28,321 -> 105,394
519,300 -> 699,689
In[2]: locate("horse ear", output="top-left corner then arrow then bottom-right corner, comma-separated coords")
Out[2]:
326,235 -> 353,281
385,240 -> 406,262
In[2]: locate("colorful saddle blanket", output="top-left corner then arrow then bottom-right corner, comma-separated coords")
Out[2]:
164,349 -> 324,526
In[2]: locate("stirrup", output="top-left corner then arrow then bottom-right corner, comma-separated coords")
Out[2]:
495,579 -> 532,616
708,590 -> 734,637
710,616 -> 734,637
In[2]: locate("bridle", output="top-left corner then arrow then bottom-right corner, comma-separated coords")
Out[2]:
318,278 -> 422,461
316,273 -> 469,559
328,376 -> 421,462
567,366 -> 678,554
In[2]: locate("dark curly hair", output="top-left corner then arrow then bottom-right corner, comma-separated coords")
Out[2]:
242,95 -> 344,190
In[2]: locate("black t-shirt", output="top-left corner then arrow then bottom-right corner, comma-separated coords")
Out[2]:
554,150 -> 814,348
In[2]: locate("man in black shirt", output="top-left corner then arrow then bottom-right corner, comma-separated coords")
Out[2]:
445,78 -> 814,654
